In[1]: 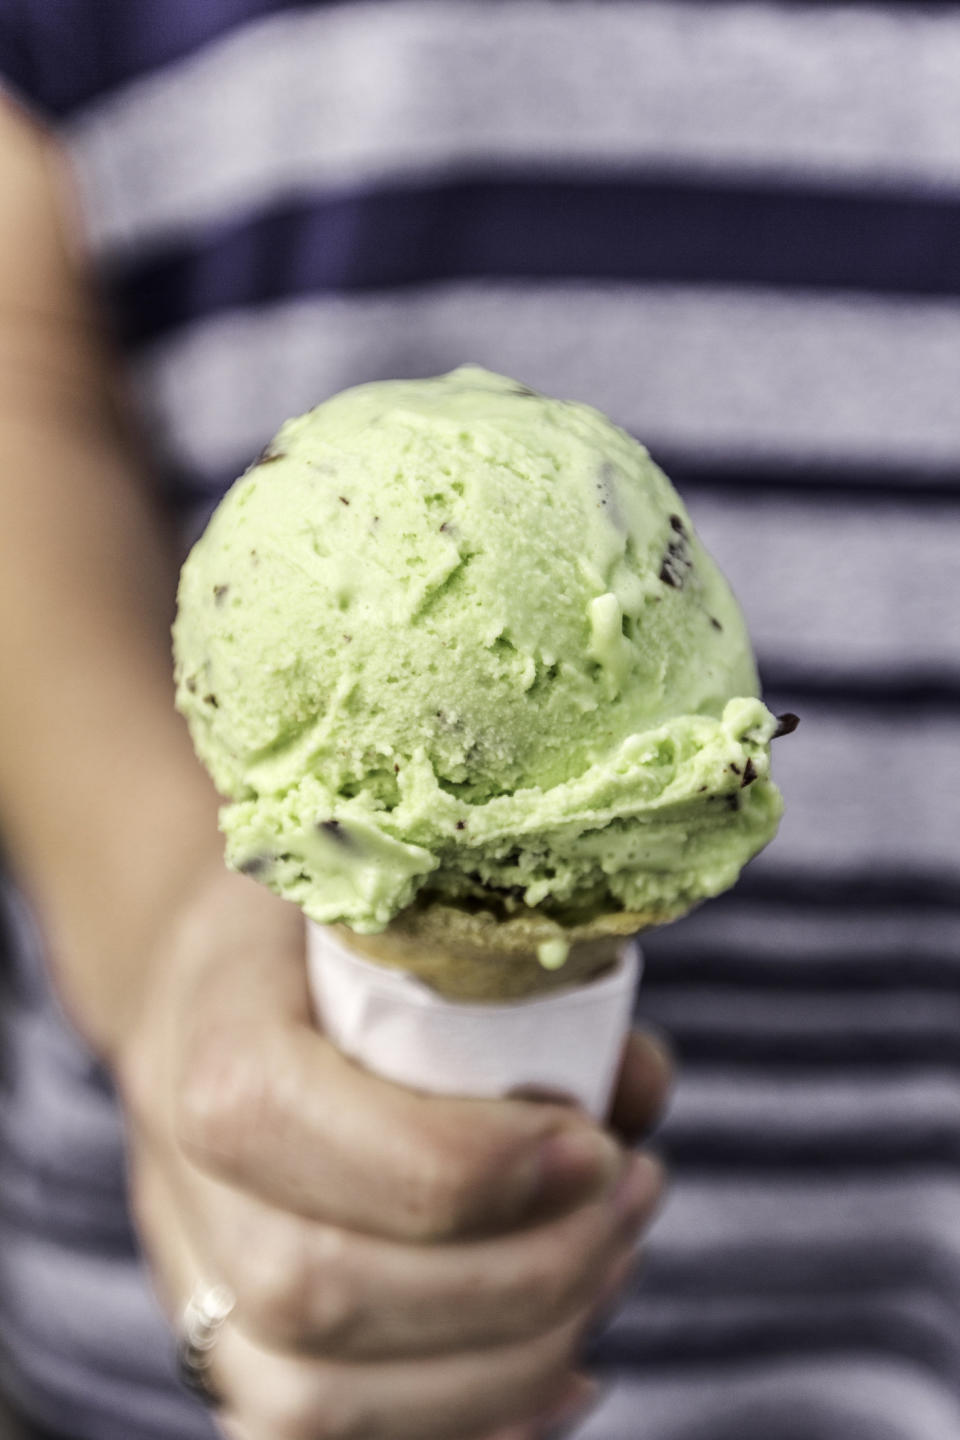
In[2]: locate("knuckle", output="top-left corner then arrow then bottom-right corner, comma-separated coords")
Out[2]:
391,1136 -> 482,1240
236,1225 -> 361,1355
305,1229 -> 363,1354
384,1102 -> 538,1240
416,1158 -> 473,1240
175,1040 -> 271,1167
235,1224 -> 314,1340
506,1231 -> 603,1336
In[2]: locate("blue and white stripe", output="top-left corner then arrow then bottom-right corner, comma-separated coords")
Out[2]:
64,1 -> 960,259
1,2 -> 959,1438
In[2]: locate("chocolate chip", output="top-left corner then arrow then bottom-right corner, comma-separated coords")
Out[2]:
203,693 -> 218,708
659,528 -> 693,589
455,820 -> 466,830
319,819 -> 350,845
439,522 -> 451,532
773,713 -> 800,739
238,855 -> 271,877
659,551 -> 687,588
393,762 -> 400,774
213,584 -> 229,605
741,757 -> 758,787
339,495 -> 350,506
710,616 -> 723,631
669,514 -> 686,535
596,464 -> 613,508
726,794 -> 740,812
730,761 -> 742,775
255,444 -> 285,467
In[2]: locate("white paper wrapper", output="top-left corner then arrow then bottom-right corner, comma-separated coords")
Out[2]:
306,923 -> 641,1119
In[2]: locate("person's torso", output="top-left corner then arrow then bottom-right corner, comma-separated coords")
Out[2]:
2,3 -> 959,1437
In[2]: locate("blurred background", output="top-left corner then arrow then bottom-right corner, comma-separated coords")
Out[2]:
1,1 -> 959,1438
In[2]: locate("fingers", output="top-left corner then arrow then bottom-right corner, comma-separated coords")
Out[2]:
136,1142 -> 615,1440
183,1150 -> 664,1360
149,887 -> 673,1247
467,1375 -> 598,1440
176,1008 -> 625,1240
220,1378 -> 598,1440
125,879 -> 673,1440
215,1307 -> 592,1440
608,1028 -> 674,1142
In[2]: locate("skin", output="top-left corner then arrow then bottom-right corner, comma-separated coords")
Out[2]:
0,98 -> 672,1440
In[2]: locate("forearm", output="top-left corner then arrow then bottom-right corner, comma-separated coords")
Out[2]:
0,411 -> 223,1038
0,103 -> 223,1056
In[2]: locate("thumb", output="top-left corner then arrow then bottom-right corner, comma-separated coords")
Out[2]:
608,1028 -> 674,1143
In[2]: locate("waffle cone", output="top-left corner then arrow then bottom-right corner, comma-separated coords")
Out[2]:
331,899 -> 671,1000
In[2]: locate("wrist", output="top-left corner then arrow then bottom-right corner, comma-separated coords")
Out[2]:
35,763 -> 227,1060
111,862 -> 306,1094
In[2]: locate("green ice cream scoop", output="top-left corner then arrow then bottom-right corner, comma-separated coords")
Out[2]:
174,366 -> 783,933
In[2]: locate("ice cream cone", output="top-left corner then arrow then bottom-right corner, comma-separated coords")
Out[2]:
306,918 -> 642,1116
331,899 -> 666,1001
172,369 -> 787,1114
176,370 -> 783,948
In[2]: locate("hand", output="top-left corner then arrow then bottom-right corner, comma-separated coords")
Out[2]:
117,866 -> 671,1440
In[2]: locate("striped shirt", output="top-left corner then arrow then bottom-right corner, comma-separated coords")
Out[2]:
1,2 -> 959,1437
